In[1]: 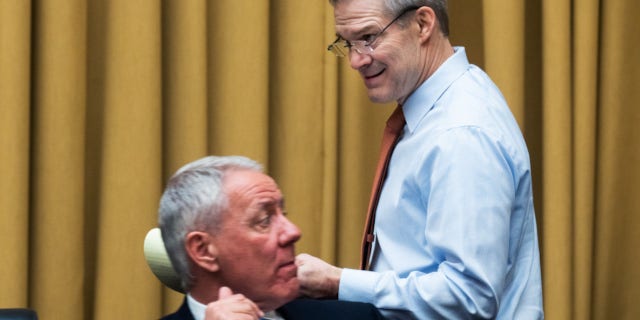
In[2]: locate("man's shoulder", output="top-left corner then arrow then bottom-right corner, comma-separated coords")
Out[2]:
278,298 -> 384,320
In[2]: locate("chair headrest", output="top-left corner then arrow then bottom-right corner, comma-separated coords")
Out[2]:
143,228 -> 185,293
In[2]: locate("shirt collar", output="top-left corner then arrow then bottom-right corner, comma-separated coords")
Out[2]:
402,46 -> 470,133
186,293 -> 206,320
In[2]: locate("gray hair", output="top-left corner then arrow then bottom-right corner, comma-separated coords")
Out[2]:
329,0 -> 449,36
158,155 -> 263,291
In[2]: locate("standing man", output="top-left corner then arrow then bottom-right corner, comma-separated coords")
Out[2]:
156,155 -> 383,320
296,0 -> 544,319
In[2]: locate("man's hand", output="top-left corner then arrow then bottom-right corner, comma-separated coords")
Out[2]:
295,253 -> 343,299
204,286 -> 264,320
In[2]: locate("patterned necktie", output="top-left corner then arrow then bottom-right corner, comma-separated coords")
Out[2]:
360,105 -> 406,270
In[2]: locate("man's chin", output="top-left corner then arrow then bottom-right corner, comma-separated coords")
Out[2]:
257,280 -> 300,311
366,89 -> 395,104
258,288 -> 299,311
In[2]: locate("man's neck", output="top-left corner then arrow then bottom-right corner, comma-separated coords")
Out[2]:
188,279 -> 221,304
398,37 -> 454,106
420,37 -> 455,85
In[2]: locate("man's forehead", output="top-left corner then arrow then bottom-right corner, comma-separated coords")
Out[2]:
224,170 -> 280,197
333,1 -> 387,37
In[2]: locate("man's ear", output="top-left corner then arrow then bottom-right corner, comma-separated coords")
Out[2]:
185,231 -> 220,272
415,6 -> 437,42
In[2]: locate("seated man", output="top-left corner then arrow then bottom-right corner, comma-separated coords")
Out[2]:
155,155 -> 384,320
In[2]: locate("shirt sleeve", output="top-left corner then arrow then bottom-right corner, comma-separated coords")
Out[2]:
339,126 -> 520,319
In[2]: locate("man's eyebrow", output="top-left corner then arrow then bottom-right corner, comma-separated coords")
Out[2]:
256,197 -> 285,209
336,25 -> 378,40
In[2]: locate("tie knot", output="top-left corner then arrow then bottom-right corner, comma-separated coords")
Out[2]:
386,105 -> 405,134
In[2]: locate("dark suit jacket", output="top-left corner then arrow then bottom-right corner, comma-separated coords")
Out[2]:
161,297 -> 384,320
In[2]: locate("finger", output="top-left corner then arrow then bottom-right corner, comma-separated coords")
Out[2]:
218,286 -> 234,299
204,305 -> 259,320
215,289 -> 263,317
253,304 -> 264,318
232,293 -> 263,317
237,295 -> 263,317
295,254 -> 310,266
205,299 -> 261,318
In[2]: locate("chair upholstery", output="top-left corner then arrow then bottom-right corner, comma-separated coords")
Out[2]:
144,227 -> 184,293
0,309 -> 37,320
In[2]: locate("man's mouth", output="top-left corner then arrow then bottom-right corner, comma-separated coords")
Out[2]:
278,260 -> 298,276
363,68 -> 386,88
364,68 -> 385,80
278,259 -> 297,270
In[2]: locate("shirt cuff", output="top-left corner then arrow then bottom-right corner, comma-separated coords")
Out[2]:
338,268 -> 381,304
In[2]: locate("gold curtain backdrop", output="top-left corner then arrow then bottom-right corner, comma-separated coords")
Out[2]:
1,0 -> 639,319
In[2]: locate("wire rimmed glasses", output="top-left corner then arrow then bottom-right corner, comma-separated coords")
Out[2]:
327,6 -> 419,58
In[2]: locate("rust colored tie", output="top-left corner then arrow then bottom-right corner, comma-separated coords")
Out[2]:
360,105 -> 405,270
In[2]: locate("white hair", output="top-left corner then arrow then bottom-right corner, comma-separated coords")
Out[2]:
158,155 -> 262,291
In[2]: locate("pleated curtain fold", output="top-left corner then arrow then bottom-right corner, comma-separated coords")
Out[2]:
0,0 -> 638,319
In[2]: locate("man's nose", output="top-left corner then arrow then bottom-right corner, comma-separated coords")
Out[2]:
348,49 -> 372,70
279,215 -> 301,245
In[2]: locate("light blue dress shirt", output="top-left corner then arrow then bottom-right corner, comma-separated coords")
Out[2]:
339,47 -> 544,319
